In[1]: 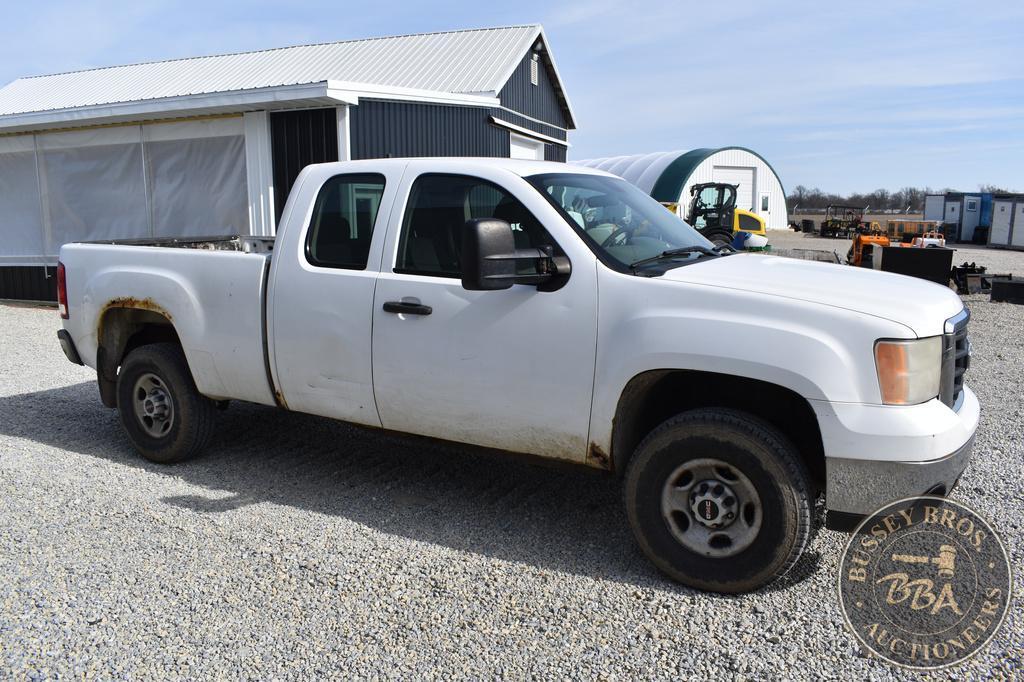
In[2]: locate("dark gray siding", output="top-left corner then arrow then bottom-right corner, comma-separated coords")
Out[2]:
351,100 -> 510,159
499,52 -> 570,129
544,144 -> 567,163
0,266 -> 58,302
270,108 -> 339,222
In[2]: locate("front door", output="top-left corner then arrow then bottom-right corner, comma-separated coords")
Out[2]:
371,169 -> 598,462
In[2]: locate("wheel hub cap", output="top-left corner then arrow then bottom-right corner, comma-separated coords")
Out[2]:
661,458 -> 763,558
690,480 -> 738,529
132,373 -> 175,437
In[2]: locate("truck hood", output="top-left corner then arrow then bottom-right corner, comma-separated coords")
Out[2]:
659,254 -> 964,337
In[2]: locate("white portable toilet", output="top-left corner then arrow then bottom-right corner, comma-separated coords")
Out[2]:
990,199 -> 1014,247
959,195 -> 982,242
923,194 -> 945,222
1013,202 -> 1024,250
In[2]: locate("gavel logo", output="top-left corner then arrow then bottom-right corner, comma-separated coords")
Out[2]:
891,544 -> 957,579
839,498 -> 1011,670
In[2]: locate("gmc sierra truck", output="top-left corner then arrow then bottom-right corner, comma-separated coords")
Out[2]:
56,158 -> 978,593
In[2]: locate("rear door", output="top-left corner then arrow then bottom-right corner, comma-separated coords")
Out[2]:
269,165 -> 404,425
370,165 -> 598,462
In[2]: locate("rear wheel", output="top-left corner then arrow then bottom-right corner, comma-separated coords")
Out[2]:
116,343 -> 216,464
624,409 -> 812,593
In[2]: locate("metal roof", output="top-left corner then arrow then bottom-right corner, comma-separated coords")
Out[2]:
0,24 -> 576,129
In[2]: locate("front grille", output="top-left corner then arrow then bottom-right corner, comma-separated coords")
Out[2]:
939,308 -> 970,408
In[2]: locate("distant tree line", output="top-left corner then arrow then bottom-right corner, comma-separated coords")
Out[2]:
787,184 -> 1014,212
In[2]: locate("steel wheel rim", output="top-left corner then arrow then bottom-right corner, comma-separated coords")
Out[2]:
132,372 -> 175,438
660,457 -> 762,558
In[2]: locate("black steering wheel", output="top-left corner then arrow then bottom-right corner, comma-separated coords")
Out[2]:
601,218 -> 657,248
601,225 -> 634,248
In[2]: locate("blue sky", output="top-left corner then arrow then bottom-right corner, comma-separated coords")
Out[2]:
2,0 -> 1021,194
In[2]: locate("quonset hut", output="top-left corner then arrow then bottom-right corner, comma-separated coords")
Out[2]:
574,148 -> 788,230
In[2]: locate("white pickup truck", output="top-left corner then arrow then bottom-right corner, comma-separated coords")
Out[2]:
56,158 -> 978,592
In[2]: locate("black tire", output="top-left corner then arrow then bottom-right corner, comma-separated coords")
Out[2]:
116,342 -> 217,464
624,408 -> 812,593
704,231 -> 734,248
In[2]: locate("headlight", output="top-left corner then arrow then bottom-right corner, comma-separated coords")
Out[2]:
874,337 -> 942,405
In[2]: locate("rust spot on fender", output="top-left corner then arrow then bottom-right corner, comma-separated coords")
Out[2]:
587,442 -> 611,471
273,389 -> 289,411
102,296 -> 172,320
97,297 -> 175,341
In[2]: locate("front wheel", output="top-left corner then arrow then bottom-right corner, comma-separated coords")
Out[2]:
703,231 -> 734,249
624,409 -> 813,593
116,343 -> 217,464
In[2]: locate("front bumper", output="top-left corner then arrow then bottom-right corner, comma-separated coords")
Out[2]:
817,385 -> 978,527
825,433 -> 973,529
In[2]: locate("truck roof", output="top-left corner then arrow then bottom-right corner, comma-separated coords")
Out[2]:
306,157 -> 614,179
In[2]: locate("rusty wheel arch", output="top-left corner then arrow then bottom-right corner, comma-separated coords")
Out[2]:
610,369 -> 826,492
95,299 -> 181,408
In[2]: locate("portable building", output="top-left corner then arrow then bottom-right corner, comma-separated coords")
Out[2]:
0,25 -> 576,300
572,148 -> 788,229
922,192 -> 993,243
988,195 -> 1024,250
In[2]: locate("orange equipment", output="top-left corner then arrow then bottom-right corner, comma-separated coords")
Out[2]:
847,228 -> 891,267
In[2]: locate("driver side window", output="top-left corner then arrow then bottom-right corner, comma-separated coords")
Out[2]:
395,174 -> 560,278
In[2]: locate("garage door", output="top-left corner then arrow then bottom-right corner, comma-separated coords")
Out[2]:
713,166 -> 756,210
509,133 -> 545,160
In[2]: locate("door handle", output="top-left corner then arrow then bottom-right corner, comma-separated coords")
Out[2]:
383,300 -> 432,316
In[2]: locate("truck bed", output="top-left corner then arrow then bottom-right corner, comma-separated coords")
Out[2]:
59,239 -> 276,407
80,234 -> 275,254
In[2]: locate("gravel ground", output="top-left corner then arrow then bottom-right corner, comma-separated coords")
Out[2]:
2,252 -> 1022,678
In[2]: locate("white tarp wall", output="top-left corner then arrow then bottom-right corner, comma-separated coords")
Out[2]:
0,135 -> 45,260
0,117 -> 247,265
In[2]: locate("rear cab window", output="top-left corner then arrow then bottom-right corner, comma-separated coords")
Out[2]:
306,173 -> 386,269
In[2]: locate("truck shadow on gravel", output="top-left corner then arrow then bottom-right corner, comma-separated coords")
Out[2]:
1,381 -> 822,594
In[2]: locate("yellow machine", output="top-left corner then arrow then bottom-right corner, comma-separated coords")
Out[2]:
663,182 -> 767,246
732,208 -> 768,236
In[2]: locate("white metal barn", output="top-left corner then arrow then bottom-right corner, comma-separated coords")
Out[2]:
0,25 -> 576,300
573,148 -> 788,229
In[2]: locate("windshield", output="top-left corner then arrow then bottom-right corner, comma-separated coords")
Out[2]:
526,172 -> 713,271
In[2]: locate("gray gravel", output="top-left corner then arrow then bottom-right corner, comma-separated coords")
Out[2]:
2,251 -> 1022,678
